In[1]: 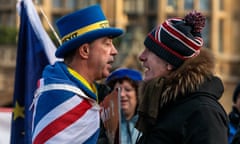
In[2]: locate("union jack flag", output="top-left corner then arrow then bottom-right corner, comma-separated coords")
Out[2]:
32,80 -> 101,144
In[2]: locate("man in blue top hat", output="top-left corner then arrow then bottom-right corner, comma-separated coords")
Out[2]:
31,4 -> 123,144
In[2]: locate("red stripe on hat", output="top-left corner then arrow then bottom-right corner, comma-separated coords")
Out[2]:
148,34 -> 186,60
33,100 -> 92,144
162,21 -> 202,51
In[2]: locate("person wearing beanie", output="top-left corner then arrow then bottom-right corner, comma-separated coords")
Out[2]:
135,11 -> 228,144
31,5 -> 123,144
228,82 -> 240,143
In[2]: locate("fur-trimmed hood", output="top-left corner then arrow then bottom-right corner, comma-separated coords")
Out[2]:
161,48 -> 218,105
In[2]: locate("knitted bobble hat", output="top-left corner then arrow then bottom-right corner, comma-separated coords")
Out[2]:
144,10 -> 206,68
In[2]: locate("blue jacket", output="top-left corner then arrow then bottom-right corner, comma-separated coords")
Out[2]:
121,112 -> 140,144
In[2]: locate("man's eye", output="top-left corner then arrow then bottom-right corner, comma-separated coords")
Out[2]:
105,42 -> 112,46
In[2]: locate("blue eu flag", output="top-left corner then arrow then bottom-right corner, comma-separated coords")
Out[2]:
10,0 -> 57,143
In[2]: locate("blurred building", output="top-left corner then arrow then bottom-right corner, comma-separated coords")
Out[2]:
0,0 -> 17,106
0,0 -> 239,112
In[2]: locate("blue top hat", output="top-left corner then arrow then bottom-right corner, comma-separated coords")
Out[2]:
106,68 -> 142,84
55,4 -> 124,58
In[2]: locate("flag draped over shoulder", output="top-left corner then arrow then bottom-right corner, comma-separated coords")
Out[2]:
11,0 -> 58,143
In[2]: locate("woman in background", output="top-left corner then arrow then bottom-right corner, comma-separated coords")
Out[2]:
105,68 -> 142,144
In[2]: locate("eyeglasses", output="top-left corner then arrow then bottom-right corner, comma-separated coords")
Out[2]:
114,87 -> 135,93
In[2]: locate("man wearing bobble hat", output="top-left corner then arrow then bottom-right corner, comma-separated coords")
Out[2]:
31,5 -> 123,144
136,11 -> 228,144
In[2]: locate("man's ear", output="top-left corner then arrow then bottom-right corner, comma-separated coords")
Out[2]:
78,43 -> 89,59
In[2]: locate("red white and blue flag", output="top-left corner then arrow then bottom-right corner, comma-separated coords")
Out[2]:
32,82 -> 101,143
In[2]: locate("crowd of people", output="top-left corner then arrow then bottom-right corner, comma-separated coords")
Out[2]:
30,4 -> 239,144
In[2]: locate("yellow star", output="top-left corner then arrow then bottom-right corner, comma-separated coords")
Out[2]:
13,101 -> 25,120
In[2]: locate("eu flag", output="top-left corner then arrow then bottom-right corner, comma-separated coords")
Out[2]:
10,0 -> 58,143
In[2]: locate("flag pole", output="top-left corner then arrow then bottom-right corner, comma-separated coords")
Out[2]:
33,0 -> 62,46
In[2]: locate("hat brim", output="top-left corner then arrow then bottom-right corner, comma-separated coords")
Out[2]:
105,68 -> 142,84
55,28 -> 123,58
